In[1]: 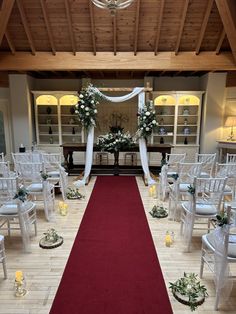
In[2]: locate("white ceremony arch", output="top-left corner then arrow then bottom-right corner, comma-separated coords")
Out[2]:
74,87 -> 156,187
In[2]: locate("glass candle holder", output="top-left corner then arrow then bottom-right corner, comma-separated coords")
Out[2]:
59,202 -> 68,216
14,271 -> 27,297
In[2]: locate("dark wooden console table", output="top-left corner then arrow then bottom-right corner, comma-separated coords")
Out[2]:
61,143 -> 172,176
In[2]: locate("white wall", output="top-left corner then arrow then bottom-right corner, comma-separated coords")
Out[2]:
9,74 -> 35,151
200,72 -> 227,153
222,87 -> 236,139
154,76 -> 201,91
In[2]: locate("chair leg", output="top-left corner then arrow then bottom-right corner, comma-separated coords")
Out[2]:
207,218 -> 211,233
34,221 -> 37,236
2,258 -> 7,279
200,248 -> 205,278
215,288 -> 220,311
7,220 -> 11,237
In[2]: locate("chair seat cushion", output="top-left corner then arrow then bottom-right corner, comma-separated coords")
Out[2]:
0,201 -> 34,215
48,171 -> 60,177
204,232 -> 236,258
179,183 -> 190,192
183,202 -> 217,215
224,185 -> 232,194
27,183 -> 43,192
200,171 -> 210,178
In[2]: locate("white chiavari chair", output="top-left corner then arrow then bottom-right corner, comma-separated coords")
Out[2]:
0,153 -> 4,162
200,206 -> 236,310
226,153 -> 236,164
0,235 -> 7,278
181,177 -> 227,252
215,163 -> 236,200
195,153 -> 216,178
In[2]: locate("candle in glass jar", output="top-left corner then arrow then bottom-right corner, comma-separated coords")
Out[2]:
15,270 -> 23,282
165,232 -> 172,247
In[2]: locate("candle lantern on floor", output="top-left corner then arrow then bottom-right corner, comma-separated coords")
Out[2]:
15,270 -> 27,297
165,231 -> 172,247
59,201 -> 68,216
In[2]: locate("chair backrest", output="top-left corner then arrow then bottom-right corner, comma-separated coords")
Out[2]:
165,153 -> 186,173
42,153 -> 61,170
0,153 -> 4,162
0,177 -> 18,203
178,162 -> 202,184
195,153 -> 216,177
226,153 -> 236,164
215,163 -> 236,178
0,162 -> 11,177
194,177 -> 227,212
17,162 -> 43,183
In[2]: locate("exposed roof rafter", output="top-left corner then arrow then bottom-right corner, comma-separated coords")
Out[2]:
154,0 -> 165,55
175,0 -> 189,55
195,0 -> 214,55
215,0 -> 236,62
89,1 -> 96,56
16,0 -> 36,55
64,0 -> 76,55
112,14 -> 117,56
0,0 -> 15,46
5,30 -> 15,54
215,28 -> 225,55
40,0 -> 56,55
134,0 -> 140,56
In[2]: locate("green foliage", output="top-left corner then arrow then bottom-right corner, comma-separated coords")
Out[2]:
149,205 -> 168,218
216,211 -> 229,227
137,100 -> 158,139
169,273 -> 208,311
74,84 -> 101,130
66,187 -> 85,200
97,131 -> 135,154
187,184 -> 195,195
40,171 -> 49,181
169,173 -> 179,181
14,187 -> 28,202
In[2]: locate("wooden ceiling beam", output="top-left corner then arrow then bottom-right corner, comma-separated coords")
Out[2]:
195,0 -> 214,55
112,14 -> 117,56
154,0 -> 165,55
215,0 -> 236,62
64,0 -> 76,56
5,30 -> 15,55
16,0 -> 36,55
175,0 -> 189,55
89,1 -> 96,56
134,0 -> 140,56
215,28 -> 225,54
0,0 -> 15,46
40,0 -> 56,55
0,52 -> 235,71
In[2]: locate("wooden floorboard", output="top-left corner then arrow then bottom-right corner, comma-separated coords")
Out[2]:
0,175 -> 235,313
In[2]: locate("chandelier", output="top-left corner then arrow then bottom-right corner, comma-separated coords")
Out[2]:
91,0 -> 134,16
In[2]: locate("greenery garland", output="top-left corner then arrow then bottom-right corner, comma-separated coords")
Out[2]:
74,84 -> 101,130
136,100 -> 158,139
169,273 -> 208,311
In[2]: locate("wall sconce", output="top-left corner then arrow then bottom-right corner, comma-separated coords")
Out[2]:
225,116 -> 236,141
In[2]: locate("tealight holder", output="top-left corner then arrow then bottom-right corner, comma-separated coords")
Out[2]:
14,272 -> 27,297
58,201 -> 68,216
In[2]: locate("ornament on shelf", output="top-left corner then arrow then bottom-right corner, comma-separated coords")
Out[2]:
46,106 -> 52,114
160,137 -> 164,144
183,108 -> 189,115
70,106 -> 75,115
49,136 -> 53,144
72,127 -> 75,134
49,126 -> 53,134
184,137 -> 188,145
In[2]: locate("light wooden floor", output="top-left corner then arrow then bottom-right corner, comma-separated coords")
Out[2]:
0,176 -> 235,314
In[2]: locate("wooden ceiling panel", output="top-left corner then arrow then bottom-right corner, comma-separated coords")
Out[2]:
0,36 -> 9,51
201,1 -> 224,51
93,7 -> 113,51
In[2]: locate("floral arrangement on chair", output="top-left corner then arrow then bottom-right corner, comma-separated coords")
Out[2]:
66,187 -> 85,200
136,100 -> 158,139
14,187 -> 29,203
74,84 -> 101,130
97,131 -> 135,154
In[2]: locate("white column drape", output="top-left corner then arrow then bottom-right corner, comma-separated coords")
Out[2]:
74,87 -> 155,187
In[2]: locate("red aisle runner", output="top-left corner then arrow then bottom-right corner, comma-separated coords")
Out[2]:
50,176 -> 173,314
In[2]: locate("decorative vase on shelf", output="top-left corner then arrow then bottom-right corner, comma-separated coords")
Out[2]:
160,137 -> 164,144
46,106 -> 52,115
70,106 -> 75,115
72,127 -> 75,134
184,137 -> 188,145
49,137 -> 53,144
183,108 -> 189,116
49,126 -> 53,134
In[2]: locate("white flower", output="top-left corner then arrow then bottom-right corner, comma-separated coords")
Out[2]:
94,109 -> 97,113
145,111 -> 150,116
75,104 -> 78,108
86,112 -> 90,116
91,100 -> 94,104
146,127 -> 150,131
143,116 -> 146,119
152,120 -> 156,124
79,94 -> 83,98
81,105 -> 84,109
75,110 -> 78,114
143,123 -> 146,127
85,107 -> 89,111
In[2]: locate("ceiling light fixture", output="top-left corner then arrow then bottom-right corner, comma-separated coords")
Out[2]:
91,0 -> 134,16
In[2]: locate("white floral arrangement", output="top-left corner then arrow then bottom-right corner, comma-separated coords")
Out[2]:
136,100 -> 158,139
74,84 -> 101,130
97,131 -> 135,153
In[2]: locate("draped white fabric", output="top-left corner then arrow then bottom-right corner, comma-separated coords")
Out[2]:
74,87 -> 155,187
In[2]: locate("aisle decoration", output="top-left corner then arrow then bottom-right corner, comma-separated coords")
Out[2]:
169,273 -> 208,311
149,205 -> 168,218
74,84 -> 101,130
15,270 -> 27,297
136,100 -> 158,140
39,228 -> 63,249
66,187 -> 85,200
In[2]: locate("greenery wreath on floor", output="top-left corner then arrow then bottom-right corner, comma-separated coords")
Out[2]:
169,273 -> 208,311
149,205 -> 168,218
66,187 -> 85,200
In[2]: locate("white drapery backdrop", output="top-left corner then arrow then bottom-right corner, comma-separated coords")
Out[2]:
74,87 -> 156,187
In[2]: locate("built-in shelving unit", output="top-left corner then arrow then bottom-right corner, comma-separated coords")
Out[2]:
32,92 -> 84,153
152,91 -> 204,161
